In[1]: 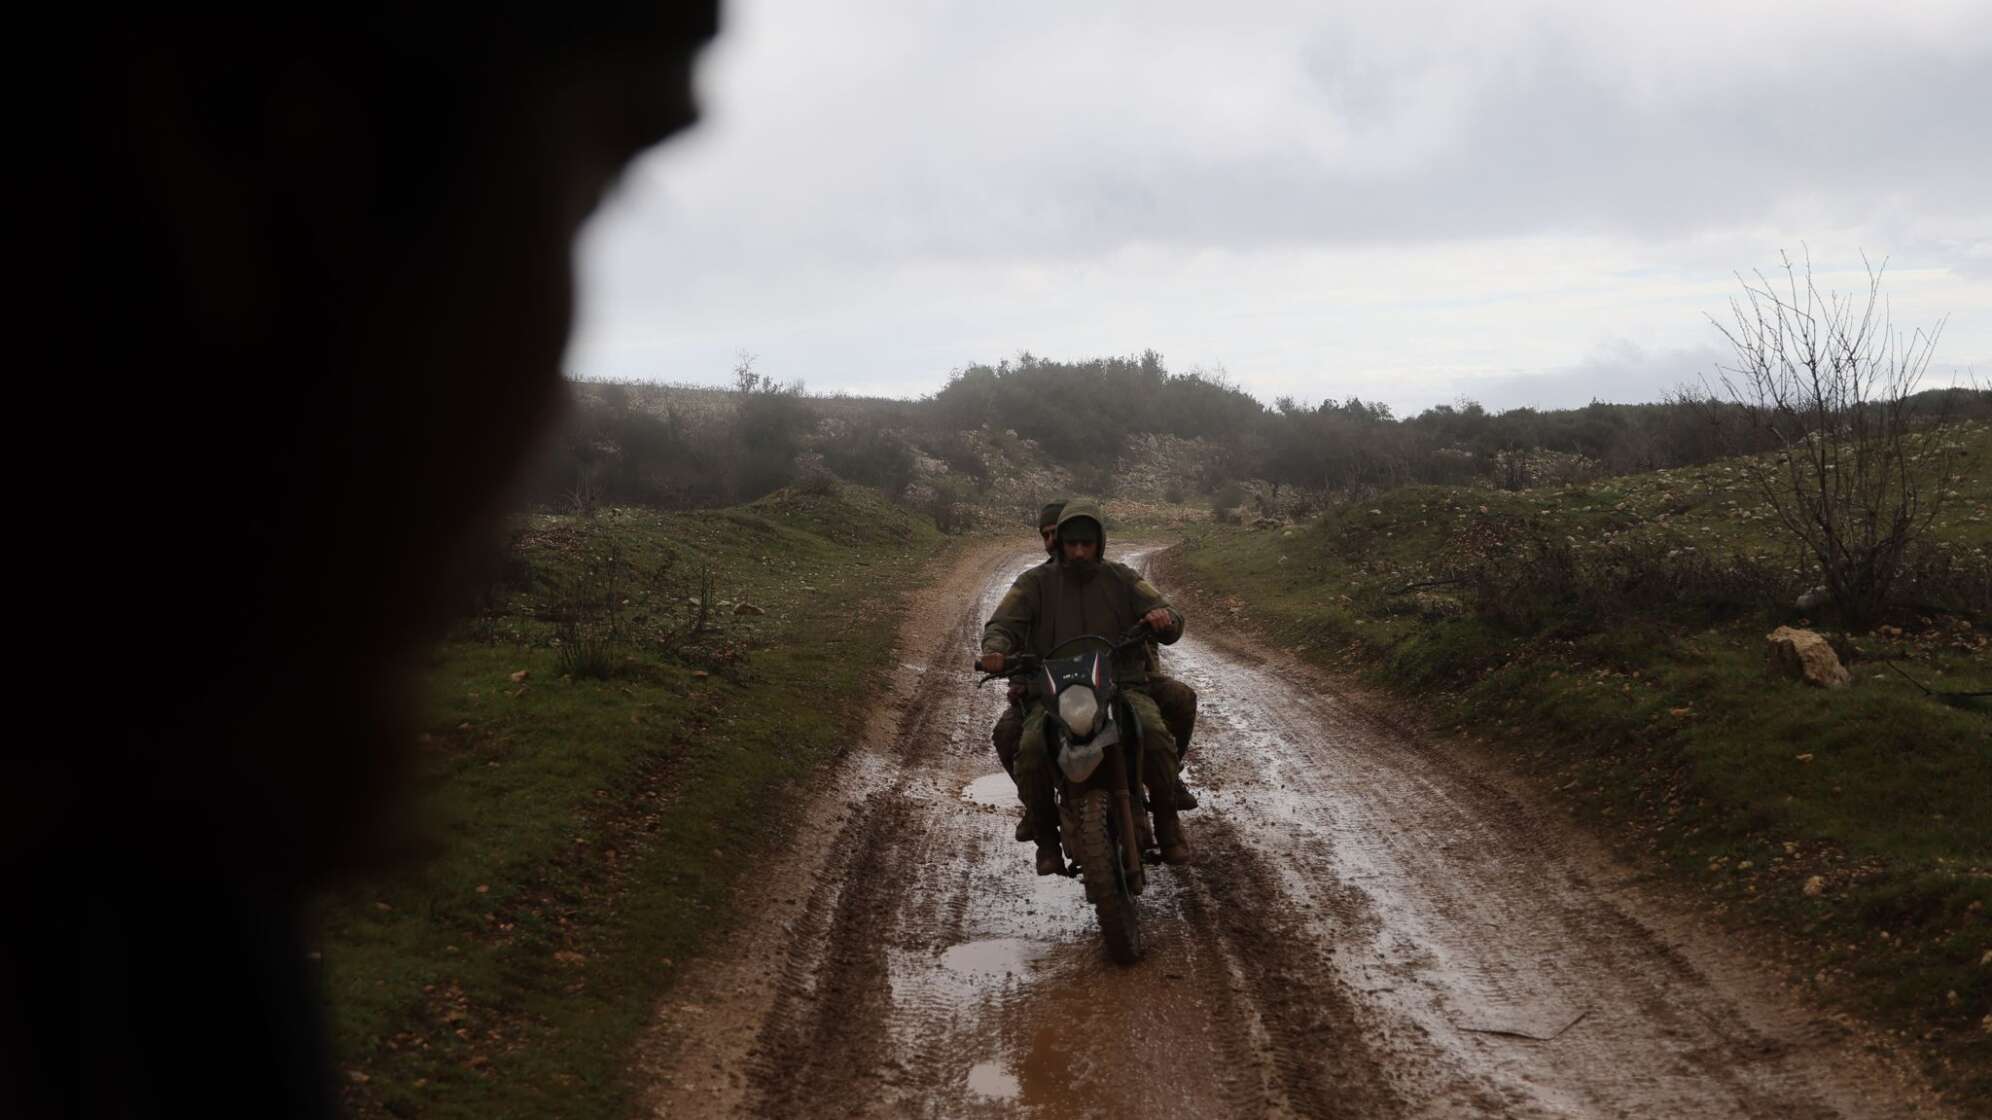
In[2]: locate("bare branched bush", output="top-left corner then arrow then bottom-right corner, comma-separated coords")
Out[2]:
688,562 -> 716,636
1702,251 -> 1968,627
1496,447 -> 1533,492
550,539 -> 630,680
566,470 -> 602,518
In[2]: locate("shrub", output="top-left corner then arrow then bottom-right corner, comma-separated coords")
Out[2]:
1446,514 -> 1799,633
796,461 -> 838,496
924,476 -> 976,534
1068,462 -> 1115,499
928,430 -> 990,485
545,535 -> 632,680
732,360 -> 812,501
1702,251 -> 1976,626
1894,540 -> 1992,619
553,620 -> 619,680
818,419 -> 914,497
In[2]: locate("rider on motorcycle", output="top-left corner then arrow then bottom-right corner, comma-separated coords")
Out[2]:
992,501 -> 1201,842
980,500 -> 1191,874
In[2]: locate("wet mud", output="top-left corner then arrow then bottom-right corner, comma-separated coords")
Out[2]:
631,543 -> 1957,1119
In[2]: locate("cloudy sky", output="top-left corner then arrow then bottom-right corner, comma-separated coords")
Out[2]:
566,0 -> 1992,416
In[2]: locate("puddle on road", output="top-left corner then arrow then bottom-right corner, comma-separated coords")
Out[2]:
938,937 -> 1050,988
962,771 -> 1016,809
966,1060 -> 1021,1102
971,951 -> 1217,1120
889,934 -> 1063,1025
897,936 -> 1219,1120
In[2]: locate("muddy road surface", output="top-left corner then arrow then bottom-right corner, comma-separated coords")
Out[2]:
634,543 -> 1953,1119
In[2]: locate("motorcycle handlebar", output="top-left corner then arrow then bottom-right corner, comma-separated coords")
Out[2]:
973,653 -> 1040,676
1116,621 -> 1157,647
971,621 -> 1155,679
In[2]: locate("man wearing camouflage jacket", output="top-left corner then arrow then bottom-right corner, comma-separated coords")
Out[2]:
992,502 -> 1200,843
980,500 -> 1192,873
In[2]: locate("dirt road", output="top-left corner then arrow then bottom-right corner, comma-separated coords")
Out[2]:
633,542 -> 1954,1119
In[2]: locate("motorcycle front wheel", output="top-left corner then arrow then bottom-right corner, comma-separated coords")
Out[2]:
1071,787 -> 1142,965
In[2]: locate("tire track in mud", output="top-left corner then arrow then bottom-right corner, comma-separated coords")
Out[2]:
741,553 -> 993,1114
1179,814 -> 1406,1119
1144,872 -> 1272,1119
744,792 -> 907,1112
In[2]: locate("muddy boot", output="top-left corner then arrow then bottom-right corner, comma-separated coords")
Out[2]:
1170,775 -> 1200,811
1035,841 -> 1066,876
1153,807 -> 1191,865
1024,773 -> 1064,874
1032,814 -> 1066,875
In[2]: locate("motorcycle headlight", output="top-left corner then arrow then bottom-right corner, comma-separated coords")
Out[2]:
1057,686 -> 1099,737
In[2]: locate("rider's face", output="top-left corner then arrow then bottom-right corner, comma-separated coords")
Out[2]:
1061,538 -> 1099,563
1040,527 -> 1057,551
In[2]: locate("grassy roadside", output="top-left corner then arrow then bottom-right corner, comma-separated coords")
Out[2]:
1162,427 -> 1992,1103
316,483 -> 943,1119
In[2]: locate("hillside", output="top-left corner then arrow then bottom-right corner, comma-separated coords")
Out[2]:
1163,423 -> 1992,1098
317,484 -> 946,1119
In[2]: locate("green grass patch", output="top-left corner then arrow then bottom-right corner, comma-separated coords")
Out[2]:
1167,427 -> 1992,1101
316,483 -> 943,1119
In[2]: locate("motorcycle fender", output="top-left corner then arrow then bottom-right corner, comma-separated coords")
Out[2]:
1058,724 -> 1117,783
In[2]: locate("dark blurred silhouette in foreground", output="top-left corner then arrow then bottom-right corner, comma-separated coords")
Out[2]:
5,9 -> 719,1115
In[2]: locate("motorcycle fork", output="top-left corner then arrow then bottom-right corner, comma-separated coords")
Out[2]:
1104,736 -> 1146,894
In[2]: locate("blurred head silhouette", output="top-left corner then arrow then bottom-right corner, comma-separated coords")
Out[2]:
9,8 -> 720,1115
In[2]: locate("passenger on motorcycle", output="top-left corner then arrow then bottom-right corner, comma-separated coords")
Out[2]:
988,501 -> 1066,840
979,500 -> 1192,874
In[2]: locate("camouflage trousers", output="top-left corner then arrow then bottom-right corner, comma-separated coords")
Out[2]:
993,674 -> 1198,776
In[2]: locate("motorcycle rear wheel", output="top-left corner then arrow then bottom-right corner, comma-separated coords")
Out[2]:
1072,787 -> 1142,964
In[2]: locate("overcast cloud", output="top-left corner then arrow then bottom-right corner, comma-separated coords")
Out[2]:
567,0 -> 1992,415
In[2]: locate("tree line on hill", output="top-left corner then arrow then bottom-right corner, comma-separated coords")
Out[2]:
520,350 -> 1989,517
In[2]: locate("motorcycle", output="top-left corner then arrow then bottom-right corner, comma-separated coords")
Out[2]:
976,624 -> 1160,965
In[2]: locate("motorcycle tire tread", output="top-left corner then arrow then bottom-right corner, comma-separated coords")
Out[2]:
1072,787 -> 1142,965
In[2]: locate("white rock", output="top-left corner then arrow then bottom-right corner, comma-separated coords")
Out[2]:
1766,626 -> 1851,689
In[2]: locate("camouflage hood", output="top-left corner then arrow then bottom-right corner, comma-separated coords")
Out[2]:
1054,499 -> 1107,560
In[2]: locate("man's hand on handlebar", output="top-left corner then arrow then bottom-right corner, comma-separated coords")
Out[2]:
1142,608 -> 1174,634
979,651 -> 1006,674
